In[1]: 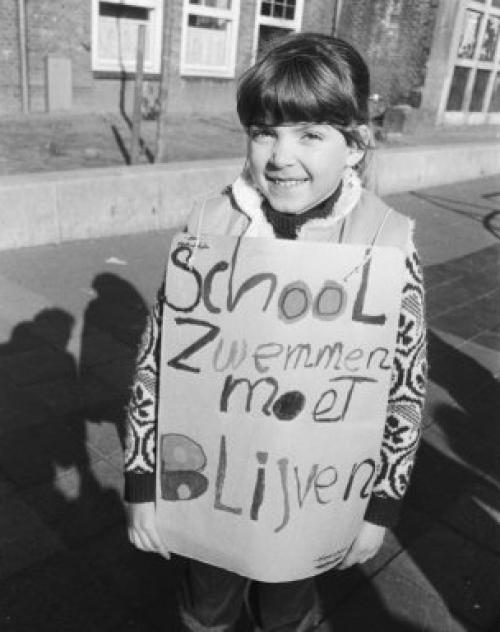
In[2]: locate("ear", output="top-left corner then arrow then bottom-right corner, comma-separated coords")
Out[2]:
345,124 -> 371,167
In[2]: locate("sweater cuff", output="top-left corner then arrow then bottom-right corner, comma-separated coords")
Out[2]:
364,495 -> 402,528
124,472 -> 156,503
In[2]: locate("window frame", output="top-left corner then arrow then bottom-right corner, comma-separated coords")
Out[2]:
251,0 -> 304,62
179,0 -> 241,78
441,0 -> 500,124
91,0 -> 163,74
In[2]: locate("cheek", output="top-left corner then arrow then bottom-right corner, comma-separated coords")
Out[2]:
247,145 -> 268,178
317,146 -> 349,179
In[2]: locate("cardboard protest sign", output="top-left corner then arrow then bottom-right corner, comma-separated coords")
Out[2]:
156,233 -> 404,582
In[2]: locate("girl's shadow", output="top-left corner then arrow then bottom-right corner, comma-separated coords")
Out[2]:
79,272 -> 149,447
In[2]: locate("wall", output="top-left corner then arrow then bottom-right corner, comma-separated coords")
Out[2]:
337,0 -> 440,106
420,0 -> 461,125
2,140 -> 500,251
156,0 -> 335,116
0,0 -> 335,116
0,0 -> 22,113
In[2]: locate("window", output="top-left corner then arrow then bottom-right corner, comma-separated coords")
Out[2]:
457,9 -> 482,59
91,0 -> 163,74
446,66 -> 470,111
444,0 -> 500,123
180,0 -> 240,77
252,0 -> 304,60
489,71 -> 500,110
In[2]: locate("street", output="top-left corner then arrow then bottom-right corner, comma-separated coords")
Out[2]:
0,175 -> 499,631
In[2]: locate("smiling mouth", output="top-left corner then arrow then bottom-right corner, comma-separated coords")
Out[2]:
266,176 -> 309,188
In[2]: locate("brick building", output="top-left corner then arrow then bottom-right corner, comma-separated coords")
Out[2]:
337,0 -> 500,127
0,0 -> 334,116
1,0 -> 499,127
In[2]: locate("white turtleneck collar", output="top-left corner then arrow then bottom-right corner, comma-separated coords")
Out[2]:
230,166 -> 362,239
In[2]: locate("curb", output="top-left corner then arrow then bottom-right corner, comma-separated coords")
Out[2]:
1,142 -> 499,251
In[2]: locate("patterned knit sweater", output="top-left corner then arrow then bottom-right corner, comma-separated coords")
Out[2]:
123,174 -> 427,528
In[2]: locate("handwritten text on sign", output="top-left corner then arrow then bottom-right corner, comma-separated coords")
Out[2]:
156,234 -> 404,582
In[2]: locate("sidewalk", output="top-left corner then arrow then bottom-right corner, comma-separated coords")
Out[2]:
1,110 -> 499,176
0,174 -> 499,631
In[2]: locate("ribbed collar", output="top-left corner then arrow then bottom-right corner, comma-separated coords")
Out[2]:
262,181 -> 343,240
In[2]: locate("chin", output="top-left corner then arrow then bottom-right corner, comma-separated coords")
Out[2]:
266,199 -> 302,214
268,194 -> 319,215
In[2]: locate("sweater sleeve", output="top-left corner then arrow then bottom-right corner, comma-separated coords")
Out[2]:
123,286 -> 163,503
364,241 -> 427,527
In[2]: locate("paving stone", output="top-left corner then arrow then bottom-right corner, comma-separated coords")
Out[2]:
81,526 -> 183,628
0,319 -> 47,356
456,268 -> 500,297
90,457 -> 124,494
425,414 -> 500,486
427,328 -> 497,402
426,282 -> 480,318
22,377 -> 82,415
20,468 -> 125,547
86,420 -> 124,460
0,468 -> 16,500
424,265 -> 462,290
0,417 -> 91,488
441,486 -> 500,556
424,374 -> 499,447
0,315 -> 15,343
108,616 -> 164,632
430,304 -> 495,342
404,437 -> 486,522
80,371 -> 124,411
461,333 -> 500,376
0,343 -> 78,386
424,242 -> 500,302
90,357 -> 137,389
80,326 -> 135,368
0,495 -> 64,581
423,380 -> 461,431
316,504 -> 435,616
0,380 -> 51,437
402,523 -> 500,629
325,564 -> 465,631
0,548 -> 129,632
106,448 -> 125,470
470,328 -> 500,352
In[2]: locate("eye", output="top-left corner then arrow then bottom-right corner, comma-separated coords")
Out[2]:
248,126 -> 275,141
302,131 -> 323,141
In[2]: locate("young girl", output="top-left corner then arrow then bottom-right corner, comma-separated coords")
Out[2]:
124,33 -> 426,632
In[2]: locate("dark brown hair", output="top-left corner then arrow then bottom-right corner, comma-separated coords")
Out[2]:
237,33 -> 370,148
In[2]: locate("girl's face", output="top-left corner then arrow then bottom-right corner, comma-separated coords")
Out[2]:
247,122 -> 360,215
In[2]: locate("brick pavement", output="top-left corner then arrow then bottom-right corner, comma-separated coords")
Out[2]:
0,176 -> 499,631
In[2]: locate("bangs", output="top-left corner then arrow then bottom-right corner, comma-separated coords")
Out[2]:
237,54 -> 356,128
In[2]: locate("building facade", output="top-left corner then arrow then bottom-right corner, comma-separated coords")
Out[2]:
1,0 -> 499,126
338,0 -> 500,127
0,0 -> 334,116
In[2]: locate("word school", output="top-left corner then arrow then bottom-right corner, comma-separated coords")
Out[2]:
165,238 -> 387,326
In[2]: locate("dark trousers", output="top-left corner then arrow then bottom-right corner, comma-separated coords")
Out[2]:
179,559 -> 323,632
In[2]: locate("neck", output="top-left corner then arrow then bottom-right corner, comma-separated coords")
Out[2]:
262,181 -> 343,240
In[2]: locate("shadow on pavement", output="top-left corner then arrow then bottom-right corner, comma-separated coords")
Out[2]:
79,272 -> 149,448
0,292 -> 183,629
0,240 -> 499,630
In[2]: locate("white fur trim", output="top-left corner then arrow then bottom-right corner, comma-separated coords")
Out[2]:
231,167 -> 362,239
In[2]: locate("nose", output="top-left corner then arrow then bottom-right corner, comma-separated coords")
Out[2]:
269,137 -> 295,168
